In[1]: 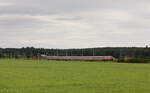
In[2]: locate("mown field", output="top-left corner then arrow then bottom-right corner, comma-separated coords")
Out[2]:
0,59 -> 150,93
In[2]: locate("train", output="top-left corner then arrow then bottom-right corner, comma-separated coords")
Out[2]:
41,55 -> 115,61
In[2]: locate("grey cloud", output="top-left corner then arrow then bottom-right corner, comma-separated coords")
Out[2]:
0,0 -> 150,48
0,15 -> 51,32
0,0 -> 149,15
56,16 -> 83,21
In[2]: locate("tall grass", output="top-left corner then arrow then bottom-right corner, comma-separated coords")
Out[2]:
0,59 -> 150,93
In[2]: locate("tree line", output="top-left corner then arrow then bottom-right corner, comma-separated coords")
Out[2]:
0,47 -> 150,59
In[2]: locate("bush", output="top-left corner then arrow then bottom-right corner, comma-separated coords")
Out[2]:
118,58 -> 150,63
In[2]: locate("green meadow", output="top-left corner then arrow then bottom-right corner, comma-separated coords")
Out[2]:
0,59 -> 150,93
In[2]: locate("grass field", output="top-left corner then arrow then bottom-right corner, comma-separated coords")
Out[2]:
0,59 -> 150,93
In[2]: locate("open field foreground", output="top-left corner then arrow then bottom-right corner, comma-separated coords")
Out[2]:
0,59 -> 150,93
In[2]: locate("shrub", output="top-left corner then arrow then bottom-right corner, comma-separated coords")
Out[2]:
118,58 -> 150,63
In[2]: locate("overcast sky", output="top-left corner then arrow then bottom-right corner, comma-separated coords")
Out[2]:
0,0 -> 150,48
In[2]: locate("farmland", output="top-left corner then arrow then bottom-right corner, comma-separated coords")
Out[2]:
0,59 -> 150,93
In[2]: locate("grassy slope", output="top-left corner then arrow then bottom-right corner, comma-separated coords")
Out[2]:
0,59 -> 150,93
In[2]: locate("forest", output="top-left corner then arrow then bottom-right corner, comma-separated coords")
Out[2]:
0,47 -> 150,59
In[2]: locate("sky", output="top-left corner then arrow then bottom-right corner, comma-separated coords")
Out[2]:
0,0 -> 150,48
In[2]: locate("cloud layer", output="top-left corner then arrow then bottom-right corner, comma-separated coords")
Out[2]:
0,0 -> 150,48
